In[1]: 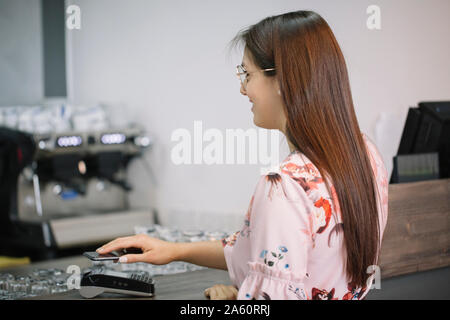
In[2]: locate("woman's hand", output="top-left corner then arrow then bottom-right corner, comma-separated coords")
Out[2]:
204,284 -> 238,300
96,234 -> 178,265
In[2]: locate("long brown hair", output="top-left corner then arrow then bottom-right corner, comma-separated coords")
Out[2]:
229,11 -> 380,288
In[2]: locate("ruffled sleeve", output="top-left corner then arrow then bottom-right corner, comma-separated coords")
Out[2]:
236,172 -> 315,300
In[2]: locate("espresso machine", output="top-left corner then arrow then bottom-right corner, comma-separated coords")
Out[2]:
0,125 -> 155,260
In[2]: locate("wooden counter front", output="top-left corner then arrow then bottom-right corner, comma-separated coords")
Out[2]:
379,178 -> 450,279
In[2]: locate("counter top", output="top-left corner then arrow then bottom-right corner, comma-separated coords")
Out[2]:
0,256 -> 232,300
2,255 -> 450,299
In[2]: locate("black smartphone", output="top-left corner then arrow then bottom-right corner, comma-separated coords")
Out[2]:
83,248 -> 143,261
83,251 -> 121,261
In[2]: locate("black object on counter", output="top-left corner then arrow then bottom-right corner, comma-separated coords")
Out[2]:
79,267 -> 154,298
391,101 -> 450,183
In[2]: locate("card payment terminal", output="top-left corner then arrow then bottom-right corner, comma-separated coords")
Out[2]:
79,267 -> 155,298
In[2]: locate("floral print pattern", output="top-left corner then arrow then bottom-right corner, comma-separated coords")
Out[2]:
222,133 -> 389,300
311,288 -> 337,300
260,246 -> 288,268
221,230 -> 239,247
240,195 -> 254,238
342,282 -> 367,300
313,197 -> 333,234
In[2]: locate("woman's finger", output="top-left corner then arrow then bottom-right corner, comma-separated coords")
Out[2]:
210,285 -> 227,300
208,285 -> 238,300
97,235 -> 142,254
221,285 -> 236,300
209,287 -> 220,300
207,286 -> 217,299
230,286 -> 238,299
216,285 -> 228,300
117,253 -> 146,264
96,239 -> 126,254
204,288 -> 210,299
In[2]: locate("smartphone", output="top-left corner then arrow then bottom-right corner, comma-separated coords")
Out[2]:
83,248 -> 143,261
83,251 -> 121,261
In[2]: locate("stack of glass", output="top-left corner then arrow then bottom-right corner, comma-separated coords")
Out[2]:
0,268 -> 70,300
0,104 -> 109,134
0,224 -> 231,300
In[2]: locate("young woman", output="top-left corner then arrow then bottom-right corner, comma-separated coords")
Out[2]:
96,10 -> 389,300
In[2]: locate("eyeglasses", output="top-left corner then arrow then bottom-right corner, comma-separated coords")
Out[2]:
236,64 -> 275,90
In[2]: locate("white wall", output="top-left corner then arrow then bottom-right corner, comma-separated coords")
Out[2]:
66,0 -> 450,230
0,0 -> 43,105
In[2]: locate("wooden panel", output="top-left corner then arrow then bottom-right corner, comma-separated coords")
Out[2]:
379,178 -> 450,279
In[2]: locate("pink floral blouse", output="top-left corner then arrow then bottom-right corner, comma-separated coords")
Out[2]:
221,133 -> 389,300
